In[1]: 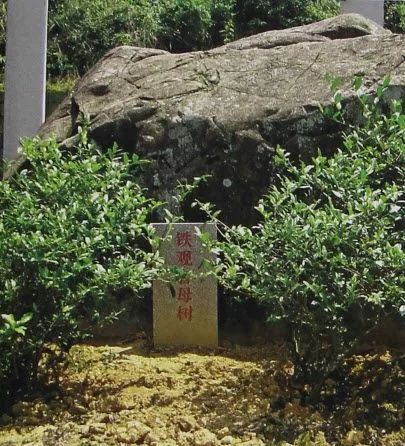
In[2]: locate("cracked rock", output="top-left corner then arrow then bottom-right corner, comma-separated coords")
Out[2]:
28,13 -> 405,225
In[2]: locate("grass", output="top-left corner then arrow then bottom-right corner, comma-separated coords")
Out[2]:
0,75 -> 78,94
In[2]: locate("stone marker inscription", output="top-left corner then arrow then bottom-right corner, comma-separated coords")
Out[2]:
153,223 -> 217,347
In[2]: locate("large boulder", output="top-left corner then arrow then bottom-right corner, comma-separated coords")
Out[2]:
38,14 -> 405,224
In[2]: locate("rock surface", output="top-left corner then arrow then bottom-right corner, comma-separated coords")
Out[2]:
36,14 -> 405,223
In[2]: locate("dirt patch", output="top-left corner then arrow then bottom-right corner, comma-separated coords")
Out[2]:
0,339 -> 403,445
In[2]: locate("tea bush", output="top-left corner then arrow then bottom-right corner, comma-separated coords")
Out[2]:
46,0 -> 236,76
199,79 -> 405,402
156,0 -> 213,52
47,0 -> 159,77
156,0 -> 236,52
0,124 -> 164,405
5,0 -> 405,80
234,0 -> 339,36
385,0 -> 405,33
0,0 -> 340,79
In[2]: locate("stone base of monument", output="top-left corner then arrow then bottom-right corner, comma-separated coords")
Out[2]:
89,308 -> 405,351
89,308 -> 287,347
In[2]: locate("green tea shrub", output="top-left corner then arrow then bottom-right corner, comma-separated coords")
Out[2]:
156,0 -> 238,51
0,0 -> 340,80
385,1 -> 405,33
46,0 -> 237,76
0,125 -> 163,405
234,0 -> 338,36
211,0 -> 236,45
305,0 -> 340,23
156,0 -> 213,52
47,0 -> 158,77
199,79 -> 405,402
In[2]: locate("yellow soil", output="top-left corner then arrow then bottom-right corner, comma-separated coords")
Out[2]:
0,340 -> 403,446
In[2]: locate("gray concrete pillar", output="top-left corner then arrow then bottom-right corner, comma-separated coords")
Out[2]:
3,0 -> 48,162
340,0 -> 384,26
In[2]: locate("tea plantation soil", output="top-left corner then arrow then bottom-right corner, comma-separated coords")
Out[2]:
0,340 -> 403,445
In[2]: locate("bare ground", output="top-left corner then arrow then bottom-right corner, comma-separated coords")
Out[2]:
0,338 -> 403,446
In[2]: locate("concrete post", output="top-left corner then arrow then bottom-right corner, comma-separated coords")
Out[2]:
340,0 -> 384,26
3,0 -> 49,162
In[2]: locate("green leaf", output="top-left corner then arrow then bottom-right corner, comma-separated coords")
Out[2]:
333,92 -> 343,105
18,313 -> 33,325
398,115 -> 405,128
1,314 -> 16,327
353,75 -> 363,92
382,75 -> 392,89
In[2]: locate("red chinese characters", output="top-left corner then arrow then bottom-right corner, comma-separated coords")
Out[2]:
176,250 -> 193,266
175,231 -> 194,321
177,305 -> 193,321
176,231 -> 193,267
177,280 -> 192,303
175,231 -> 192,248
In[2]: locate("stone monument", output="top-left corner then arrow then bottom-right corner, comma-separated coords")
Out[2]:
340,0 -> 384,26
3,0 -> 48,162
153,223 -> 218,347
